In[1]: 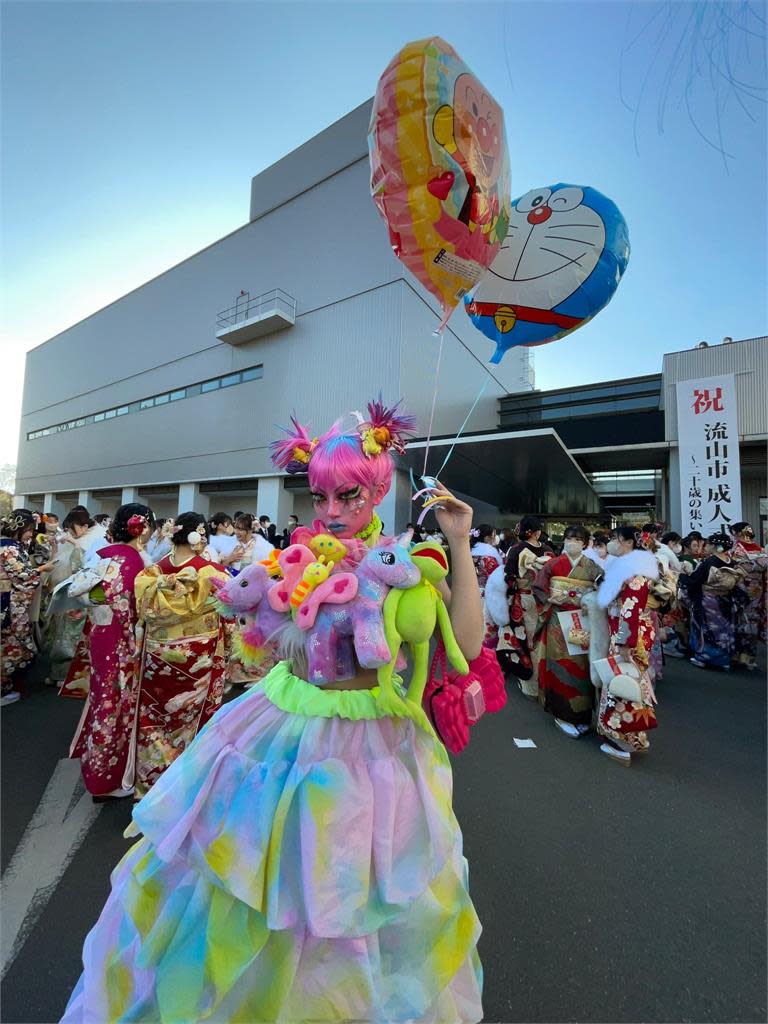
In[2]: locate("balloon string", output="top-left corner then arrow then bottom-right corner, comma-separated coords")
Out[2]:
433,375 -> 491,480
421,327 -> 445,477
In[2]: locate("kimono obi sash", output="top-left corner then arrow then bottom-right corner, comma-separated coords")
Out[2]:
548,575 -> 595,604
136,565 -> 223,639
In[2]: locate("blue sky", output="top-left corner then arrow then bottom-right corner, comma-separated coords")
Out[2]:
2,0 -> 766,466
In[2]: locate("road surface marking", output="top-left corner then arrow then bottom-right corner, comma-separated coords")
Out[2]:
0,758 -> 101,978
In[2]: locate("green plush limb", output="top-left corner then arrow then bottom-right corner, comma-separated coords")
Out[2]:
376,590 -> 410,715
436,599 -> 469,676
405,640 -> 432,705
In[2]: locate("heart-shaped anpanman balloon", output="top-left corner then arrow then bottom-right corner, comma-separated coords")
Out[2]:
369,37 -> 511,325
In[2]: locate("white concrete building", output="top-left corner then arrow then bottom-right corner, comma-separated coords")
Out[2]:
14,100 -> 535,531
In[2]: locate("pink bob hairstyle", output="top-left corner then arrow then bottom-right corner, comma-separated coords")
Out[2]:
270,398 -> 417,496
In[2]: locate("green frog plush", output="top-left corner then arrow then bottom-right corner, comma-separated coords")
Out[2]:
377,541 -> 469,712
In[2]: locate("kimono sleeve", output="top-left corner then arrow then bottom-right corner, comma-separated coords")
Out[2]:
532,556 -> 556,606
0,545 -> 40,594
614,576 -> 649,647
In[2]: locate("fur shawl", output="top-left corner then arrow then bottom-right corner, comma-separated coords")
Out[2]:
484,565 -> 509,626
598,549 -> 659,608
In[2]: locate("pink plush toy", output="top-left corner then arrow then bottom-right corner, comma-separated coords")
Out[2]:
303,540 -> 420,684
423,640 -> 507,754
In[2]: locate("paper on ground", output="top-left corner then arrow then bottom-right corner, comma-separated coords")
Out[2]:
513,738 -> 537,748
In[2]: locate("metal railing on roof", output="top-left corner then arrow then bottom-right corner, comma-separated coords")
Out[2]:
216,289 -> 296,329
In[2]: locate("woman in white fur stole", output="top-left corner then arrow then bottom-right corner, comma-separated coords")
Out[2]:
593,526 -> 660,766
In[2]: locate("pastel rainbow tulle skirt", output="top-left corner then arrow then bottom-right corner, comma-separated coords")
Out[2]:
62,662 -> 483,1023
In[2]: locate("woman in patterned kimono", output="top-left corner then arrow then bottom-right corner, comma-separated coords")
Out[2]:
679,532 -> 748,670
595,527 -> 660,766
730,521 -> 767,670
532,525 -> 603,738
487,516 -> 553,698
1,510 -> 54,705
226,513 -> 278,688
69,504 -> 154,799
470,524 -> 503,595
133,512 -> 229,797
58,509 -> 111,700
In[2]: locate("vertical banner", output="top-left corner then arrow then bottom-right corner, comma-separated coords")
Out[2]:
676,374 -> 742,534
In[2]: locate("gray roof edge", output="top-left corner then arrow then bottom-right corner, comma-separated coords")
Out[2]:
249,99 -> 374,222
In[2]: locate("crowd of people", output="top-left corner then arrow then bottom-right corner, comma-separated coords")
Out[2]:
0,504 -> 301,798
471,517 -> 767,765
2,503 -> 765,784
1,405 -> 765,1023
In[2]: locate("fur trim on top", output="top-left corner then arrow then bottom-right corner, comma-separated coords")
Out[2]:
484,565 -> 509,627
598,549 -> 659,608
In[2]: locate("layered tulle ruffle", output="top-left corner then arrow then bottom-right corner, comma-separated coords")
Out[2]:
63,663 -> 483,1023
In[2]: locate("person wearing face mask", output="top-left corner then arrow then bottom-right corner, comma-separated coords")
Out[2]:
584,531 -> 611,569
530,525 -> 603,737
485,515 -> 554,697
729,522 -> 767,668
594,527 -> 660,765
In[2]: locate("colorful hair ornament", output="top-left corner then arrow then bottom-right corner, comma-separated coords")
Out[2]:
354,396 -> 417,458
127,514 -> 148,538
270,416 -> 319,475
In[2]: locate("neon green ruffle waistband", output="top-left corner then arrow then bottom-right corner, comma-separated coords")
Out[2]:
261,661 -> 435,734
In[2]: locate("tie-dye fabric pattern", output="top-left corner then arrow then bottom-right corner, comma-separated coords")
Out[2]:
62,663 -> 483,1023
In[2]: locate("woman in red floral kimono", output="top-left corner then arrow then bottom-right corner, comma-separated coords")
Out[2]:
595,527 -> 660,766
1,510 -> 54,705
69,504 -> 154,798
532,525 -> 603,738
133,512 -> 229,798
484,516 -> 553,698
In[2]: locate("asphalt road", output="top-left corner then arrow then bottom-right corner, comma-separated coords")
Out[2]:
2,652 -> 766,1024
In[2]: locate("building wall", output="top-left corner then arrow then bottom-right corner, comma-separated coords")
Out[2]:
663,337 -> 767,533
16,99 -> 532,503
663,336 -> 768,442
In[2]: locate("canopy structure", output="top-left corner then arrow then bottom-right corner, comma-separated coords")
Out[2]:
403,428 -> 602,517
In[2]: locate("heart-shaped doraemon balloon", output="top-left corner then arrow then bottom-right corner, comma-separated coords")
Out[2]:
464,183 -> 630,363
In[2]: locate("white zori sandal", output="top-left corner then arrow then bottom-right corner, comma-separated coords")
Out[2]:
600,742 -> 631,766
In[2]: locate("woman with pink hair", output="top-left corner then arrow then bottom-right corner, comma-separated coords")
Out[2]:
63,399 -> 486,1024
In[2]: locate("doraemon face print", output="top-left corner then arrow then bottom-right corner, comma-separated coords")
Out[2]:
465,183 -> 630,363
495,186 -> 605,310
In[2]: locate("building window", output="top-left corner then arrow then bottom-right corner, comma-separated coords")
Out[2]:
28,363 -> 262,439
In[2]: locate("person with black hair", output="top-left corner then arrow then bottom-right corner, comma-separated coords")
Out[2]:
679,532 -> 749,670
469,524 -> 503,595
532,524 -> 603,738
207,512 -> 243,568
594,525 -> 660,765
1,510 -> 55,705
132,512 -> 229,796
57,509 -> 107,699
68,504 -> 154,798
584,531 -> 611,569
484,515 -> 553,697
146,518 -> 173,564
